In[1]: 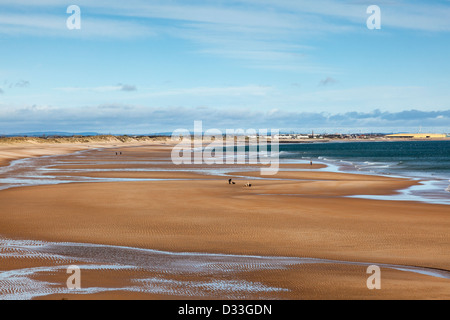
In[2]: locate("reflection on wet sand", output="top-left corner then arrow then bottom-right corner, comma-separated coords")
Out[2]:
1,238 -> 449,300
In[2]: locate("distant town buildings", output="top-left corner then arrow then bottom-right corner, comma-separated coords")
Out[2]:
275,133 -> 385,140
385,133 -> 447,139
273,132 -> 449,140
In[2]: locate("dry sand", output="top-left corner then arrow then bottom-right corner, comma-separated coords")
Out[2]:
0,135 -> 171,166
0,142 -> 449,300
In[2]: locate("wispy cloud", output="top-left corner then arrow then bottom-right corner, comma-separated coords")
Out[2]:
0,79 -> 31,94
56,84 -> 137,93
142,85 -> 273,97
319,77 -> 338,86
2,0 -> 449,72
15,80 -> 30,88
242,0 -> 450,32
118,84 -> 137,92
3,1 -> 450,39
54,84 -> 272,98
0,12 -> 156,39
2,79 -> 30,88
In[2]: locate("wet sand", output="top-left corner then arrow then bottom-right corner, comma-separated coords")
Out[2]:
0,143 -> 449,300
0,143 -> 89,167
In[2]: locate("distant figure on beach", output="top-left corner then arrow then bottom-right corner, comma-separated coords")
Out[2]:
115,152 -> 118,156
228,179 -> 232,184
310,160 -> 313,166
244,182 -> 252,188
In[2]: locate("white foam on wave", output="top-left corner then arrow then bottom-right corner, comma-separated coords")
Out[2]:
304,156 -> 450,205
347,179 -> 450,205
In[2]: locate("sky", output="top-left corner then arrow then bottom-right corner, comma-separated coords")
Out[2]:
0,0 -> 450,134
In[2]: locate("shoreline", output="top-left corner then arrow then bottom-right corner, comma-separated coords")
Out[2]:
276,140 -> 450,205
0,135 -> 174,168
0,141 -> 432,204
303,159 -> 450,205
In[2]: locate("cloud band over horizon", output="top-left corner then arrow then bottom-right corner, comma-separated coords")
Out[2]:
1,104 -> 448,135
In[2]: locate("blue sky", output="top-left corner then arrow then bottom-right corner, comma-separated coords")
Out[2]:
0,0 -> 450,134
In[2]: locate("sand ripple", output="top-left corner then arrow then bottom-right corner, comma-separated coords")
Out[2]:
1,238 -> 449,300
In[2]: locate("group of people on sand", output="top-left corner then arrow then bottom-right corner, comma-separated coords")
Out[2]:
228,179 -> 252,187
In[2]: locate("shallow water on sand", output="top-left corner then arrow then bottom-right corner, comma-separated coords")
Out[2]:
279,141 -> 450,205
1,238 -> 449,300
1,146 -> 448,205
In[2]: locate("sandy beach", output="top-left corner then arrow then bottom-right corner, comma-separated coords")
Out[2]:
0,141 -> 449,300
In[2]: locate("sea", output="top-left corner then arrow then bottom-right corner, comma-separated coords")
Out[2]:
278,140 -> 450,205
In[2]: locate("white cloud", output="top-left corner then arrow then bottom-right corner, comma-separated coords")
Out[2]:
1,102 -> 449,134
55,84 -> 137,93
54,84 -> 272,97
0,13 -> 156,38
143,85 -> 273,97
3,1 -> 450,37
319,77 -> 338,86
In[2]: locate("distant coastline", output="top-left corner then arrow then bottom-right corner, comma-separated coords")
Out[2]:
0,135 -> 171,145
277,137 -> 450,144
1,134 -> 449,145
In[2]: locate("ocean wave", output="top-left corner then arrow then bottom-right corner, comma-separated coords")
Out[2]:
368,165 -> 391,169
317,157 -> 336,162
